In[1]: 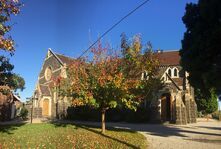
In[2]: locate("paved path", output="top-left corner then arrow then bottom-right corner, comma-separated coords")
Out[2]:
137,120 -> 221,149
69,119 -> 221,149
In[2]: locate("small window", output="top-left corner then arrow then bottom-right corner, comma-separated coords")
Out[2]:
174,68 -> 178,77
168,69 -> 171,77
144,72 -> 147,79
141,71 -> 148,80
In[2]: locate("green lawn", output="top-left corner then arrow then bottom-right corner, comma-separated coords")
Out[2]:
0,123 -> 147,148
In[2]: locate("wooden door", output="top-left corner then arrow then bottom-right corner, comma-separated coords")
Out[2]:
43,99 -> 49,116
161,93 -> 171,122
161,96 -> 167,121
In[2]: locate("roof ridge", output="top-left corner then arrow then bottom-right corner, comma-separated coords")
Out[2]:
161,49 -> 179,52
55,53 -> 75,60
48,48 -> 64,66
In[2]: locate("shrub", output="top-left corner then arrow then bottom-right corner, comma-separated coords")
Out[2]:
197,111 -> 204,118
19,107 -> 28,120
66,106 -> 151,123
195,89 -> 218,114
212,111 -> 221,120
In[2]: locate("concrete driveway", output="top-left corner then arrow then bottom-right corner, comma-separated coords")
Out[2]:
70,119 -> 221,149
107,120 -> 221,149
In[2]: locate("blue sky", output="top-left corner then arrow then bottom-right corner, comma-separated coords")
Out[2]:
3,0 -> 198,101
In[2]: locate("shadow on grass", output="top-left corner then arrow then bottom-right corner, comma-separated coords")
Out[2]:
0,123 -> 27,134
51,120 -> 221,146
51,122 -> 139,149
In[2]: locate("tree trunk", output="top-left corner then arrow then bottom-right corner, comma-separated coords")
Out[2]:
101,109 -> 106,134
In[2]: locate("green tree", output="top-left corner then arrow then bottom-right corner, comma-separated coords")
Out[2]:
195,89 -> 218,114
0,56 -> 25,91
180,0 -> 221,97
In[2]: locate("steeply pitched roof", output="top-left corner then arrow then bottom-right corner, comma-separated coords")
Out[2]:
55,54 -> 76,65
165,73 -> 181,90
172,77 -> 184,87
155,51 -> 180,66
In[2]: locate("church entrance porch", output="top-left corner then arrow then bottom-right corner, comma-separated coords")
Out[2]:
161,93 -> 172,122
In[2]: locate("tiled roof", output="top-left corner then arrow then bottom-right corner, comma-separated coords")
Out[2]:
55,54 -> 76,65
54,50 -> 180,66
157,67 -> 167,77
155,51 -> 180,66
172,77 -> 184,87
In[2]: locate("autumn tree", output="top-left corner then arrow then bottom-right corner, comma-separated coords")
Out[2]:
120,33 -> 163,105
0,0 -> 24,93
59,42 -> 138,133
0,0 -> 22,53
58,34 -> 161,133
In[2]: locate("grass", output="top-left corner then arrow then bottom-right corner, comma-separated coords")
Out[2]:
0,123 -> 147,148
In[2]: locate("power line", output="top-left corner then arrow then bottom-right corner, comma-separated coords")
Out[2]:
78,0 -> 150,59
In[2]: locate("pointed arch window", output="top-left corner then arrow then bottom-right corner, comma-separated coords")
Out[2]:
141,71 -> 149,80
45,66 -> 52,81
168,69 -> 171,77
174,68 -> 178,77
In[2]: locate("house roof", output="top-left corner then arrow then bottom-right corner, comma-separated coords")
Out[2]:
155,51 -> 180,66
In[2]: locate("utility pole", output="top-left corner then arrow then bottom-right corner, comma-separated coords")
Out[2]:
31,98 -> 33,123
27,91 -> 37,124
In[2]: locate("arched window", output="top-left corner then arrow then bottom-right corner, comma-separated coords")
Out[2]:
144,72 -> 147,79
168,69 -> 171,77
174,68 -> 178,77
141,71 -> 149,80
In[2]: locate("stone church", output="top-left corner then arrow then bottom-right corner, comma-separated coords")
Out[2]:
32,48 -> 197,124
152,50 -> 197,124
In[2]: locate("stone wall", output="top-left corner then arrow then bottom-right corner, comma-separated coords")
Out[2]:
175,104 -> 187,125
0,87 -> 13,121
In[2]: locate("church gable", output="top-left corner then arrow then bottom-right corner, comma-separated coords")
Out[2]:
38,49 -> 64,85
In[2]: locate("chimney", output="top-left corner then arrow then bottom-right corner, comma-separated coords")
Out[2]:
157,49 -> 163,53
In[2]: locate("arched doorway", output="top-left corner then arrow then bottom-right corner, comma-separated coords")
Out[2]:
161,93 -> 171,122
42,98 -> 49,116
